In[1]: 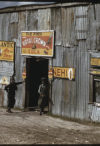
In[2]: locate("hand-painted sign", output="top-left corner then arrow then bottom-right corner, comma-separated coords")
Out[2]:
91,58 -> 100,66
22,66 -> 26,79
53,67 -> 75,80
0,76 -> 9,85
22,72 -> 26,80
0,41 -> 14,61
90,70 -> 100,75
21,31 -> 54,57
48,67 -> 54,80
48,67 -> 75,80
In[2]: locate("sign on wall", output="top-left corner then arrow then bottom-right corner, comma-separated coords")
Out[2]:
48,67 -> 75,80
21,31 -> 54,57
0,76 -> 9,85
91,58 -> 100,66
0,41 -> 14,61
22,67 -> 26,79
48,67 -> 54,80
90,70 -> 100,75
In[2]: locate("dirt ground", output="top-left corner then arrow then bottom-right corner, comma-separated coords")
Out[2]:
0,108 -> 100,144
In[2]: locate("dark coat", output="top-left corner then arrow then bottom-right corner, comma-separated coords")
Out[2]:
38,82 -> 49,109
5,81 -> 23,108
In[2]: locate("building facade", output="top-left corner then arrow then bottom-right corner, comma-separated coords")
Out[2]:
0,2 -> 100,122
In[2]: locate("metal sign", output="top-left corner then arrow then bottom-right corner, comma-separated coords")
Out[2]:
22,71 -> 26,80
22,66 -> 26,79
91,58 -> 100,66
21,30 -> 54,57
90,70 -> 100,75
0,41 -> 14,61
49,67 -> 75,80
53,67 -> 75,80
48,67 -> 54,80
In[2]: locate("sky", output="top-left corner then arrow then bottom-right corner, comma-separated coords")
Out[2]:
0,1 -> 55,9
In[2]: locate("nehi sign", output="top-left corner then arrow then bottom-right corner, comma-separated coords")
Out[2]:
53,67 -> 75,80
48,67 -> 75,80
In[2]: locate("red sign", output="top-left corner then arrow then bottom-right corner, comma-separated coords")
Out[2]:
21,31 -> 54,57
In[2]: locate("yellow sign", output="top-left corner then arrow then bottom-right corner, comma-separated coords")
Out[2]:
22,72 -> 26,79
0,41 -> 14,61
91,58 -> 100,66
22,67 -> 26,79
48,67 -> 54,80
21,31 -> 54,57
53,67 -> 75,80
90,70 -> 100,75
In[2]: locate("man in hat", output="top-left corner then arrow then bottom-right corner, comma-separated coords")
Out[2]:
38,77 -> 52,115
5,76 -> 24,113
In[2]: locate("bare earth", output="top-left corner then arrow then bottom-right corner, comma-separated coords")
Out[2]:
0,108 -> 100,144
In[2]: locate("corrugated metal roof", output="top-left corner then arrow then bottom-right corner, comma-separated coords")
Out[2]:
0,0 -> 98,9
0,1 -> 57,9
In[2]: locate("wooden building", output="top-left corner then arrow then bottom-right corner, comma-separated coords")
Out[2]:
0,1 -> 100,122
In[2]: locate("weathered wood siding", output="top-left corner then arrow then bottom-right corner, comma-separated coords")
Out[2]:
50,6 -> 90,120
0,3 -> 100,121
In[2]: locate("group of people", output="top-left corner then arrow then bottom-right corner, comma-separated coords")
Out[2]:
5,76 -> 53,115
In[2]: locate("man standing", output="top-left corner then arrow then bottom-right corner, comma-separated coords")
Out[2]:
38,77 -> 50,115
5,76 -> 23,113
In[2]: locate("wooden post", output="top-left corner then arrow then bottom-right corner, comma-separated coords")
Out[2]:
13,42 -> 16,77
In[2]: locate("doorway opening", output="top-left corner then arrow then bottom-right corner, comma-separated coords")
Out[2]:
25,57 -> 48,110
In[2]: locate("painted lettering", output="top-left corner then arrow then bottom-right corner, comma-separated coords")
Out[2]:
54,68 -> 57,76
61,69 -> 66,78
57,69 -> 61,77
0,42 -> 14,48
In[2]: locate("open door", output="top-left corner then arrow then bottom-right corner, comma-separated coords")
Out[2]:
25,57 -> 48,109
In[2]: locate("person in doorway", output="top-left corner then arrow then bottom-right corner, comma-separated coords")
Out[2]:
38,77 -> 53,115
5,76 -> 24,113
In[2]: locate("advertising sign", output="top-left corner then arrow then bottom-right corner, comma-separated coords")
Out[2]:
48,67 -> 54,80
91,58 -> 100,67
0,41 -> 14,61
48,66 -> 75,80
21,31 -> 54,57
22,67 -> 26,79
90,70 -> 100,75
53,67 -> 75,80
0,76 -> 9,85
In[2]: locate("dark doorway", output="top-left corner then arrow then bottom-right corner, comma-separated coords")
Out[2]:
25,57 -> 48,109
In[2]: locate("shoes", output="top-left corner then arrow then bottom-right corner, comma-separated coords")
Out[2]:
9,110 -> 13,113
40,111 -> 44,115
6,109 -> 12,113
